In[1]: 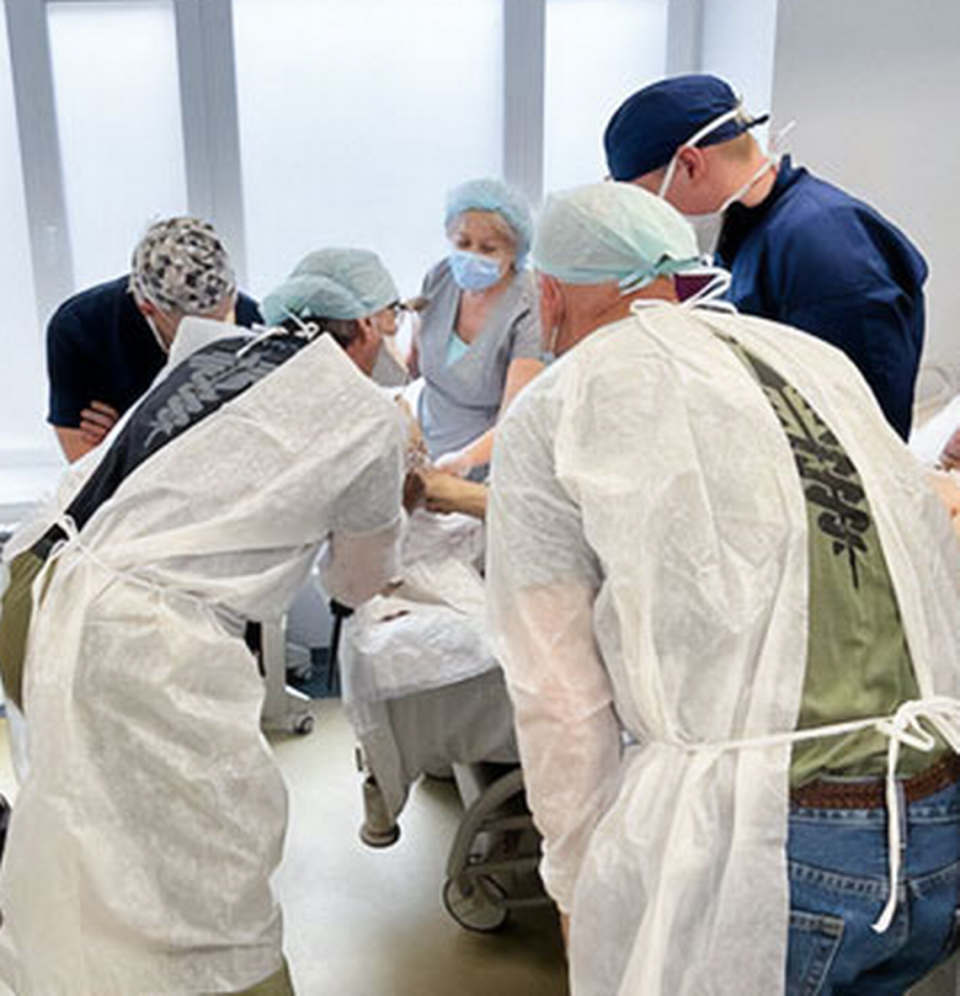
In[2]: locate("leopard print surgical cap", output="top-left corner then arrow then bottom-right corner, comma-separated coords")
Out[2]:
129,217 -> 237,315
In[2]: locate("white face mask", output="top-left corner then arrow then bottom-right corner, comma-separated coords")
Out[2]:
657,105 -> 776,260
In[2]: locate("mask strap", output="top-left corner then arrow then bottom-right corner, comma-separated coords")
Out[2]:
236,307 -> 320,358
282,306 -> 321,338
680,267 -> 736,312
770,120 -> 796,157
717,155 -> 778,214
715,119 -> 796,213
657,105 -> 744,199
618,270 -> 656,297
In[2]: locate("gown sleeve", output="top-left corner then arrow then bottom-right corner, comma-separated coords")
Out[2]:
486,386 -> 622,912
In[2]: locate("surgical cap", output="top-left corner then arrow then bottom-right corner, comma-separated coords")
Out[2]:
604,74 -> 769,182
445,178 -> 534,265
261,248 -> 399,326
531,182 -> 700,290
129,217 -> 236,315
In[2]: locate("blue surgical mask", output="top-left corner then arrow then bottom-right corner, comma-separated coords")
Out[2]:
448,250 -> 502,291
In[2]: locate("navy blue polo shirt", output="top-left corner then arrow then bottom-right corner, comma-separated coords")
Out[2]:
46,275 -> 262,427
716,158 -> 928,440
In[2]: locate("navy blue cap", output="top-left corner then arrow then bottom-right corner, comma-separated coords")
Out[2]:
604,74 -> 769,182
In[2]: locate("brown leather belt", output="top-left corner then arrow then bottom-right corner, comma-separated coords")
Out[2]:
790,754 -> 960,810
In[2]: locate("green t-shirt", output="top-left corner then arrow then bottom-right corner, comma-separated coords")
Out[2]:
719,335 -> 945,787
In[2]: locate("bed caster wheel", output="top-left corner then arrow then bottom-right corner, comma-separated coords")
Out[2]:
293,714 -> 315,736
442,876 -> 508,933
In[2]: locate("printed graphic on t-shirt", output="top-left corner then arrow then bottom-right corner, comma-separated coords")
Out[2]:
719,334 -> 870,588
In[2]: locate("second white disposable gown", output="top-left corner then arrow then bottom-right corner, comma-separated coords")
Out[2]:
487,303 -> 960,996
0,329 -> 403,995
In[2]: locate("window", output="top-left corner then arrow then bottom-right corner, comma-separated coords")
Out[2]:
0,0 -> 45,460
47,0 -> 188,290
234,0 -> 504,300
544,0 -> 668,192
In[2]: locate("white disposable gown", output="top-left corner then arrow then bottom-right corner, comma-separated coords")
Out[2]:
486,304 -> 960,996
0,330 -> 404,995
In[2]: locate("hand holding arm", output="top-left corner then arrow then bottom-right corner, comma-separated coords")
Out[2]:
433,357 -> 544,476
421,471 -> 487,519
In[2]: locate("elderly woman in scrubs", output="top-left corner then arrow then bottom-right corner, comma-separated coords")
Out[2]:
411,178 -> 544,478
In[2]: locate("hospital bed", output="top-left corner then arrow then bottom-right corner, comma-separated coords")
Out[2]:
338,510 -> 550,930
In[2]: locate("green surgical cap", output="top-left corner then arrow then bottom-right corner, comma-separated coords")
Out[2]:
531,182 -> 701,291
262,248 -> 399,325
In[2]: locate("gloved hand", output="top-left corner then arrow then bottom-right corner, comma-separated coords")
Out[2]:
433,449 -> 472,478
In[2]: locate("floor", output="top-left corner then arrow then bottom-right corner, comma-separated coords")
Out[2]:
0,703 -> 952,995
0,700 -> 568,996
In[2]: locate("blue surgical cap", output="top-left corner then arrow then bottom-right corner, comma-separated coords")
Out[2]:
531,182 -> 701,290
444,178 -> 534,266
261,248 -> 399,326
604,74 -> 769,182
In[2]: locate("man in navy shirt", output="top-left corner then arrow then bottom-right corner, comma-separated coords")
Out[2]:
604,75 -> 927,440
47,217 -> 262,462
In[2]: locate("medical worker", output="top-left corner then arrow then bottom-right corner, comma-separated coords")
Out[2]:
261,247 -> 405,380
486,182 -> 960,996
412,178 -> 544,478
0,250 -> 406,995
604,74 -> 927,440
47,216 -> 262,462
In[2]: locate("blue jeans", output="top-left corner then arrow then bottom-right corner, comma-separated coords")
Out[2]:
786,778 -> 960,995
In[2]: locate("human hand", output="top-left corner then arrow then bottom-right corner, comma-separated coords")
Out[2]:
79,400 -> 119,447
928,471 -> 960,542
421,470 -> 487,519
421,470 -> 466,514
433,449 -> 472,478
940,427 -> 960,471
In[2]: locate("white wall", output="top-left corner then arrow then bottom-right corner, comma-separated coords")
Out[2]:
771,0 -> 960,399
701,0 -> 779,119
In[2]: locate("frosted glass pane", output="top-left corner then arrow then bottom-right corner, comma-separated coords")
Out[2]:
544,0 -> 668,192
0,1 -> 46,458
48,1 -> 188,290
235,0 -> 503,301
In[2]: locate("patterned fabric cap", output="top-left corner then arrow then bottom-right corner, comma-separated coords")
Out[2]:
129,217 -> 237,315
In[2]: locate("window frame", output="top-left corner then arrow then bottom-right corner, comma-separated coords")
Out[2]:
3,0 -> 696,323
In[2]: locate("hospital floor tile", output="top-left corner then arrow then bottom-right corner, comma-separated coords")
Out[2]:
0,703 -> 568,995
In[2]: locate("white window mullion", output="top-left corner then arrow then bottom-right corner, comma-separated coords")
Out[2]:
174,0 -> 248,285
503,0 -> 546,209
666,0 -> 704,75
4,0 -> 73,324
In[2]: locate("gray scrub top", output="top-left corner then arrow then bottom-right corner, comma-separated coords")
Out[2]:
417,259 -> 542,460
